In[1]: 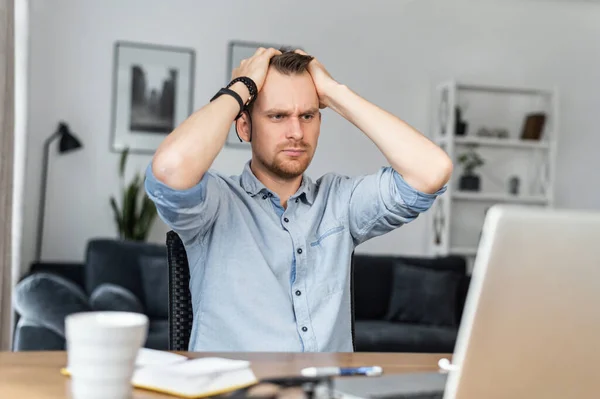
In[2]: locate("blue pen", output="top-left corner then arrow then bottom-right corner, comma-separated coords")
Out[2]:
301,366 -> 383,377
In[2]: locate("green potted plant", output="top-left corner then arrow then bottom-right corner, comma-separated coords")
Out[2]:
457,145 -> 484,191
110,148 -> 157,241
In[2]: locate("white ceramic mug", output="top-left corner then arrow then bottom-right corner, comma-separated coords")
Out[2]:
65,311 -> 148,399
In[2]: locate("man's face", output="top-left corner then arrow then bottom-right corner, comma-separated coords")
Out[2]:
246,68 -> 320,180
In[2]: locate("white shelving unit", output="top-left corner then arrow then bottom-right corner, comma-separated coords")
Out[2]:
428,80 -> 559,260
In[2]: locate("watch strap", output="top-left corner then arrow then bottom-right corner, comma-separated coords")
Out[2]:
210,87 -> 245,120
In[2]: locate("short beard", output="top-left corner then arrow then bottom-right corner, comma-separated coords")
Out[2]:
270,158 -> 309,179
256,144 -> 311,180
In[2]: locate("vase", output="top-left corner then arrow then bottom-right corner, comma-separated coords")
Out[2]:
455,108 -> 468,136
459,174 -> 480,191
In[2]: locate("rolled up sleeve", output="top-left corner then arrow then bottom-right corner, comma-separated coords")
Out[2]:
392,170 -> 447,213
348,167 -> 446,246
144,163 -> 222,239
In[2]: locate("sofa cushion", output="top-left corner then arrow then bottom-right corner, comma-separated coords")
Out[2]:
352,255 -> 396,320
354,320 -> 457,353
146,319 -> 169,350
139,254 -> 169,319
13,273 -> 91,337
352,255 -> 467,321
384,262 -> 461,327
13,318 -> 67,351
395,255 -> 466,274
85,239 -> 167,307
89,283 -> 144,314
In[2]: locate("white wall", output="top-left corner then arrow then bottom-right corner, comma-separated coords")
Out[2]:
22,0 -> 600,269
10,0 -> 29,345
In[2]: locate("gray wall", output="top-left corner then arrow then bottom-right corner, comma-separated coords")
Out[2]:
22,0 -> 600,270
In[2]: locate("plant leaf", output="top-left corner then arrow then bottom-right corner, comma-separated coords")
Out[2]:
111,153 -> 158,241
119,147 -> 130,178
109,196 -> 124,238
123,174 -> 141,239
136,196 -> 157,240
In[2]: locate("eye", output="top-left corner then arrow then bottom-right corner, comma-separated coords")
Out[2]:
270,114 -> 284,121
301,114 -> 315,121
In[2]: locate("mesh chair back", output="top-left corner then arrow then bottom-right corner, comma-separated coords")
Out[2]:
350,250 -> 356,351
166,230 -> 193,351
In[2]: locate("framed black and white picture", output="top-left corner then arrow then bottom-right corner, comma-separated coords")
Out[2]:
225,40 -> 298,148
110,41 -> 195,153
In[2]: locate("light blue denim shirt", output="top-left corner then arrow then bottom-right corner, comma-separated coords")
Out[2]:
145,161 -> 446,352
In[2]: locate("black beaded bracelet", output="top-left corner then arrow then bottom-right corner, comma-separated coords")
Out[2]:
227,76 -> 258,106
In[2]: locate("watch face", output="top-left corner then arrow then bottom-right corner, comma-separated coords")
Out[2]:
439,88 -> 449,135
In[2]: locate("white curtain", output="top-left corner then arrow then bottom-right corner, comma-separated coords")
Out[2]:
0,0 -> 15,351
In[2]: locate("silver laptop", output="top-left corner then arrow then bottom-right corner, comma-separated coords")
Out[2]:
336,205 -> 600,398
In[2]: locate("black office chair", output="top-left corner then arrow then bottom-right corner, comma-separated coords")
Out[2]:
166,230 -> 193,351
166,230 -> 357,351
350,251 -> 356,351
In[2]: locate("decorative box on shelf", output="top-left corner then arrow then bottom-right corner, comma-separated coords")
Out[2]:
428,80 -> 558,263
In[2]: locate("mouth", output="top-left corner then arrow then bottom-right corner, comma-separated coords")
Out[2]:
282,148 -> 306,157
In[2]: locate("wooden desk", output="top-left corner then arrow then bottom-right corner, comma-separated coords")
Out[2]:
0,351 -> 449,398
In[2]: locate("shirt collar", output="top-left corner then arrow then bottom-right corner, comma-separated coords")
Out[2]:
240,161 -> 316,204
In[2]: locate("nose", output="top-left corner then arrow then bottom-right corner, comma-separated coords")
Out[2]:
285,117 -> 304,141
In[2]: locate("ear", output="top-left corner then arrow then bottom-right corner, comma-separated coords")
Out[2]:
235,111 -> 252,142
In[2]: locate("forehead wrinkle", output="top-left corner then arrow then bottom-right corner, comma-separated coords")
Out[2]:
263,104 -> 319,115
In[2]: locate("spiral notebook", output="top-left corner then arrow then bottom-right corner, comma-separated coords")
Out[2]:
61,348 -> 258,398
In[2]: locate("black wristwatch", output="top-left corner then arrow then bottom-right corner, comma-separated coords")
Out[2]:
210,76 -> 258,120
210,88 -> 245,119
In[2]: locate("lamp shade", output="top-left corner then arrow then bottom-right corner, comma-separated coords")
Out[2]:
57,122 -> 83,153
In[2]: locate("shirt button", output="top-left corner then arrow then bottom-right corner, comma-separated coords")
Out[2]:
262,195 -> 267,199
302,326 -> 308,332
297,248 -> 303,254
295,290 -> 301,296
284,217 -> 289,223
295,198 -> 299,203
268,193 -> 273,197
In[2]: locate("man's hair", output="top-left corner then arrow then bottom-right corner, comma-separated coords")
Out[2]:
244,48 -> 313,117
269,47 -> 314,75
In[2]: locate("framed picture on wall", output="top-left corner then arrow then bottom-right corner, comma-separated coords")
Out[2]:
110,41 -> 195,154
225,40 -> 300,148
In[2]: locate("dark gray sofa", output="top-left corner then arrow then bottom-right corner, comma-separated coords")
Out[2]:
352,254 -> 470,353
13,239 -> 170,351
13,239 -> 469,353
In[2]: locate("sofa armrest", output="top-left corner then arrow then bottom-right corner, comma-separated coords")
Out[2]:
27,262 -> 85,290
13,318 -> 65,351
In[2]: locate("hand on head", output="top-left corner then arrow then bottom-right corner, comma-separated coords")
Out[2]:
232,47 -> 338,110
231,47 -> 282,92
293,49 -> 337,109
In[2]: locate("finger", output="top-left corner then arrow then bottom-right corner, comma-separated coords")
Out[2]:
294,49 -> 309,56
253,47 -> 267,57
264,47 -> 282,57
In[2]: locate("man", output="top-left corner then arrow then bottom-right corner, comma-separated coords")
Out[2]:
145,48 -> 452,352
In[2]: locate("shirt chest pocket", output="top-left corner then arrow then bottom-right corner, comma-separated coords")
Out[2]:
310,220 -> 346,248
308,220 -> 348,296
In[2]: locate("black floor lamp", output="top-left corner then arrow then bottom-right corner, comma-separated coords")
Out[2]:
35,122 -> 83,262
